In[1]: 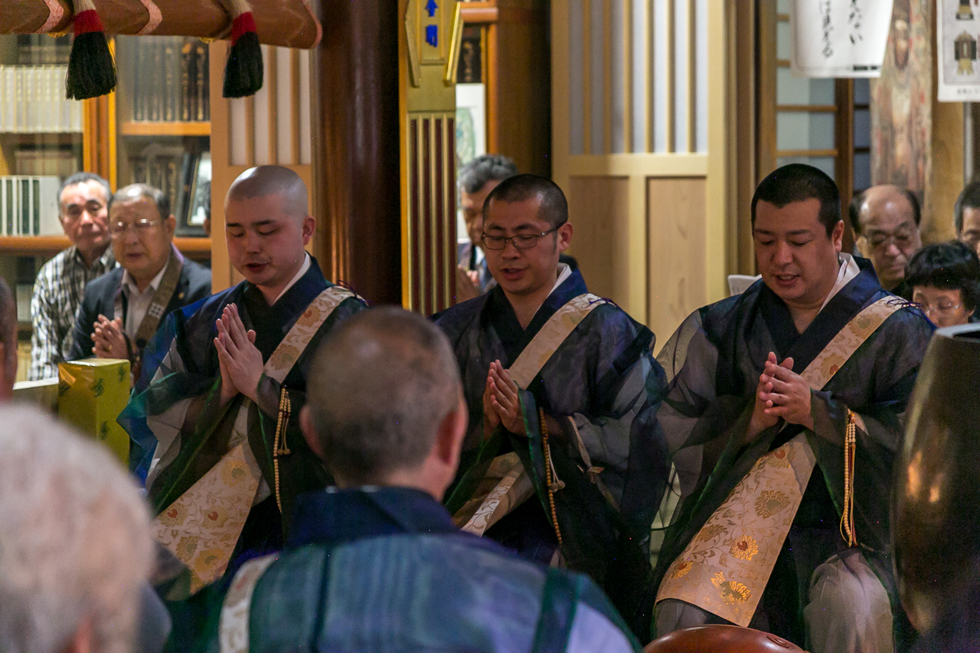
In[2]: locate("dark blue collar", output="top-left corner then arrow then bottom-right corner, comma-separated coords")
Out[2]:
486,267 -> 590,365
758,256 -> 882,374
287,486 -> 460,548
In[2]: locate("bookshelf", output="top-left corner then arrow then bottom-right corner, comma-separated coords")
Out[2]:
0,236 -> 211,259
0,34 -> 213,371
120,122 -> 211,137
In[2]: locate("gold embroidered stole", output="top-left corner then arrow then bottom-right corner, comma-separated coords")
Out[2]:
219,552 -> 279,653
455,293 -> 606,536
150,286 -> 355,594
655,296 -> 899,626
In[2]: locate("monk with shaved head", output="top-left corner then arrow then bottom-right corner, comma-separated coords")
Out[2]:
121,166 -> 368,612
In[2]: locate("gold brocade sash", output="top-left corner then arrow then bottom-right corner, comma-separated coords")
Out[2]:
150,286 -> 356,594
455,293 -> 606,536
655,296 -> 899,626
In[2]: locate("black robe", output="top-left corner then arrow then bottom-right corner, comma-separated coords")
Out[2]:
653,258 -> 934,646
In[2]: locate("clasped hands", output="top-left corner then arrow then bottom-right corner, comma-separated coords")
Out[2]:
748,351 -> 814,438
213,304 -> 263,407
483,360 -> 526,437
91,315 -> 129,360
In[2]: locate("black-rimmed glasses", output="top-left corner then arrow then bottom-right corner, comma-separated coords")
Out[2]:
481,227 -> 558,250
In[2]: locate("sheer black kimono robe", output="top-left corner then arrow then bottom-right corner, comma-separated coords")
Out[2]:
653,258 -> 933,648
122,259 -> 367,559
434,267 -> 669,636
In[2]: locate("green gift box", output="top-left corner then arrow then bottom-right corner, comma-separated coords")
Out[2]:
58,358 -> 131,464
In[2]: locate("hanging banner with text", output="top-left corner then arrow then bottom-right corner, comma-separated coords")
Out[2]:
937,0 -> 980,101
791,0 -> 894,78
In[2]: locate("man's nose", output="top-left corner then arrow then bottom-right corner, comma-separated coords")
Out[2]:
773,241 -> 793,264
244,231 -> 262,252
885,241 -> 901,257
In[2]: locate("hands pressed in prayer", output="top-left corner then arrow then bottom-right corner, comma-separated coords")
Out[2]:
483,360 -> 526,437
214,304 -> 262,407
748,352 -> 792,439
92,315 -> 129,359
759,353 -> 814,430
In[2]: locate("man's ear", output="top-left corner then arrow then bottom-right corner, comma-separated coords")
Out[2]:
164,214 -> 177,239
832,220 -> 845,253
299,405 -> 323,459
302,215 -> 316,245
557,222 -> 573,252
855,234 -> 870,257
434,397 -> 468,471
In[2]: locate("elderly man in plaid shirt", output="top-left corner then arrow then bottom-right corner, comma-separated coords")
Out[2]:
28,172 -> 116,380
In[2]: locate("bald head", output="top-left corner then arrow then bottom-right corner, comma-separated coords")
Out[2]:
226,165 -> 308,220
302,308 -> 463,489
852,184 -> 922,290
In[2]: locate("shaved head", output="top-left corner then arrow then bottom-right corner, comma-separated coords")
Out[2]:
305,308 -> 461,486
226,165 -> 309,219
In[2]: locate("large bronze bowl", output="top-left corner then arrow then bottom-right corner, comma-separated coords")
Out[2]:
893,323 -> 980,633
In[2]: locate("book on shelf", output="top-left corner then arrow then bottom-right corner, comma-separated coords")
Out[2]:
14,149 -> 79,179
16,35 -> 72,65
0,176 -> 62,237
127,147 -> 210,236
0,65 -> 83,134
129,37 -> 209,124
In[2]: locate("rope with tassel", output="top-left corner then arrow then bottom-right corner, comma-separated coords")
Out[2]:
66,0 -> 116,99
217,0 -> 263,97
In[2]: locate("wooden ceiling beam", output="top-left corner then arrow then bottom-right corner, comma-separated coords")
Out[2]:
0,0 -> 321,49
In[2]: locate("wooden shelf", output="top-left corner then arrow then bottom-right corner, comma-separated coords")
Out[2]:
0,236 -> 212,260
119,122 -> 211,137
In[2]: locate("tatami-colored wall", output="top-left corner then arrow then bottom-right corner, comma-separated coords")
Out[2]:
551,0 -> 732,350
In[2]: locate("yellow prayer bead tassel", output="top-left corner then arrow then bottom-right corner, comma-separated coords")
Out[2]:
540,408 -> 563,548
840,410 -> 857,547
273,387 -> 292,514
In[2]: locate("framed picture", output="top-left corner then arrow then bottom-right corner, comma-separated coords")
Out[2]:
177,151 -> 210,236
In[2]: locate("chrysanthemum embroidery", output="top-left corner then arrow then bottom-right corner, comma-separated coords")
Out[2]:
159,503 -> 188,526
221,460 -> 249,486
729,535 -> 759,560
712,572 -> 751,605
671,560 -> 693,579
767,447 -> 791,468
754,490 -> 789,518
695,523 -> 726,543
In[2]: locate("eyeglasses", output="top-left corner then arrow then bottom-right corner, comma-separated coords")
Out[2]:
62,200 -> 104,222
109,218 -> 162,238
866,228 -> 916,251
482,227 -> 558,250
913,300 -> 963,317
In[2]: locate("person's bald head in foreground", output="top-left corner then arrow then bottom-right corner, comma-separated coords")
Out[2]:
0,406 -> 153,653
300,308 -> 468,500
225,165 -> 315,304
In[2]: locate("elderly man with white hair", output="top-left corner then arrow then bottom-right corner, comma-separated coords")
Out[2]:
0,406 -> 155,653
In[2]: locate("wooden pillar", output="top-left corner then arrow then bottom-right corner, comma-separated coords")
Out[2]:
309,0 -> 402,305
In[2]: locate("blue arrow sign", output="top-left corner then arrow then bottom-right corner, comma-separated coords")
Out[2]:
426,24 -> 438,47
425,0 -> 438,17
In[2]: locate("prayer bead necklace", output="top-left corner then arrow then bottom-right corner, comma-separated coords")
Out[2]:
273,387 -> 292,514
540,408 -> 563,547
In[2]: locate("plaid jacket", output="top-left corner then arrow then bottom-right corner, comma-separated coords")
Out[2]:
29,245 -> 116,380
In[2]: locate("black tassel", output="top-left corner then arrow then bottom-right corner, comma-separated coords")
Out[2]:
66,7 -> 117,100
223,13 -> 263,98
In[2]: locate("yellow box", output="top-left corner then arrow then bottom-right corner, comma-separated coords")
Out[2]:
58,358 -> 131,465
